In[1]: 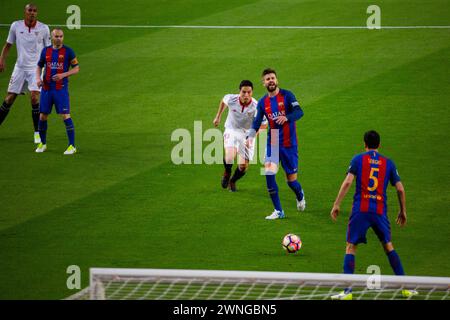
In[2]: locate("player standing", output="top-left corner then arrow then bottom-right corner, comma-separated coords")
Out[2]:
247,68 -> 305,219
213,80 -> 267,191
35,28 -> 79,154
0,4 -> 50,143
330,130 -> 417,300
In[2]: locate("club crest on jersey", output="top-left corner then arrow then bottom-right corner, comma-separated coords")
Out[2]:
278,102 -> 284,108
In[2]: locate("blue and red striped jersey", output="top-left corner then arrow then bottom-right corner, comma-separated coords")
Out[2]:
348,150 -> 401,215
38,45 -> 78,90
253,89 -> 303,148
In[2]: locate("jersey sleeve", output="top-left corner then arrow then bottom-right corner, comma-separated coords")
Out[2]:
6,22 -> 16,44
389,160 -> 401,185
222,94 -> 232,106
285,90 -> 304,122
347,155 -> 359,176
68,47 -> 79,67
37,47 -> 46,68
43,25 -> 51,47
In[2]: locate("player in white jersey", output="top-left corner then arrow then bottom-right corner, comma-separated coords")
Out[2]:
213,80 -> 267,192
0,4 -> 51,143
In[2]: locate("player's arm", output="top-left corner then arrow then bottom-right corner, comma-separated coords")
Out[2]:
213,100 -> 227,127
330,173 -> 355,221
52,53 -> 79,81
0,42 -> 12,72
0,23 -> 16,72
394,181 -> 407,227
275,91 -> 304,125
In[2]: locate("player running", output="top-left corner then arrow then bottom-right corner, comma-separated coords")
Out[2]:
247,68 -> 305,219
330,130 -> 417,300
213,80 -> 267,192
0,4 -> 51,143
35,28 -> 79,155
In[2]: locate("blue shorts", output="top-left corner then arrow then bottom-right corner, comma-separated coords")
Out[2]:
347,212 -> 391,245
265,144 -> 298,175
40,88 -> 70,114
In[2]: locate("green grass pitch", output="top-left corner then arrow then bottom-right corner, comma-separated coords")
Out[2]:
0,0 -> 449,299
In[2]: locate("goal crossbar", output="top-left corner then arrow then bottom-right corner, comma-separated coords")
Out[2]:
65,268 -> 450,300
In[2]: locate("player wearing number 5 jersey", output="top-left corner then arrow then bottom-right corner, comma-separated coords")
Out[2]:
330,130 -> 417,300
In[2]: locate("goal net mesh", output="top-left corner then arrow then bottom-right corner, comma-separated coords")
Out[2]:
66,268 -> 450,300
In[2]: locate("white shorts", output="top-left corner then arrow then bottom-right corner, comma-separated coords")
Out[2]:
223,128 -> 255,161
7,66 -> 40,94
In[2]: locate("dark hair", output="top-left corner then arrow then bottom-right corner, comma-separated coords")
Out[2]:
261,68 -> 277,77
239,80 -> 253,90
364,130 -> 380,149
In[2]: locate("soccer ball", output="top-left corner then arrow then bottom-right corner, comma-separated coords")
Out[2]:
282,233 -> 302,253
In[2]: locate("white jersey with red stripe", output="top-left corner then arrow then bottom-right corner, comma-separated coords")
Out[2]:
7,20 -> 51,71
223,94 -> 266,132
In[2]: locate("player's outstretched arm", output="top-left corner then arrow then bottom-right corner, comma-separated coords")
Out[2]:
395,181 -> 407,227
331,173 -> 355,221
0,42 -> 12,72
213,100 -> 227,127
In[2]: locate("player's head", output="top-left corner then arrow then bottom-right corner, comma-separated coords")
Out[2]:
239,80 -> 253,104
261,68 -> 278,93
51,28 -> 64,47
364,130 -> 380,149
24,4 -> 38,22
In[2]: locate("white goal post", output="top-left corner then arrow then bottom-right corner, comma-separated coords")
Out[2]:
66,268 -> 450,300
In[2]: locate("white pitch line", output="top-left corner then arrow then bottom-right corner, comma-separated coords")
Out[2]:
0,24 -> 449,29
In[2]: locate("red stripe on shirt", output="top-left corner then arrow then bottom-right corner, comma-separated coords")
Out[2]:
56,47 -> 66,90
44,47 -> 52,90
376,156 -> 387,215
360,155 -> 370,212
276,93 -> 291,147
264,96 -> 277,145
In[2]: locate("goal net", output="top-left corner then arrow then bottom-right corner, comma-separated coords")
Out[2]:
67,268 -> 450,300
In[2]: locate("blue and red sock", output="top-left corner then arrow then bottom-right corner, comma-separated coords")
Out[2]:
38,119 -> 47,144
387,250 -> 405,275
266,173 -> 282,212
64,118 -> 75,146
287,180 -> 304,201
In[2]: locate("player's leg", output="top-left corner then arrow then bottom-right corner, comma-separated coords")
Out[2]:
264,143 -> 284,219
61,113 -> 76,154
36,89 -> 51,152
332,213 -> 370,300
55,88 -> 76,154
371,214 -> 405,276
222,129 -> 236,188
281,146 -> 305,211
222,147 -> 236,188
30,91 -> 41,143
0,92 -> 18,125
229,155 -> 248,192
35,112 -> 49,153
229,133 -> 253,192
27,70 -> 42,142
1,66 -> 28,126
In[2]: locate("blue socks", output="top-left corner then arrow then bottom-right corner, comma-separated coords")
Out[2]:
387,250 -> 405,275
343,254 -> 355,274
38,119 -> 47,144
39,118 -> 75,146
342,251 -> 404,276
266,173 -> 282,212
287,180 -> 304,201
64,118 -> 75,146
